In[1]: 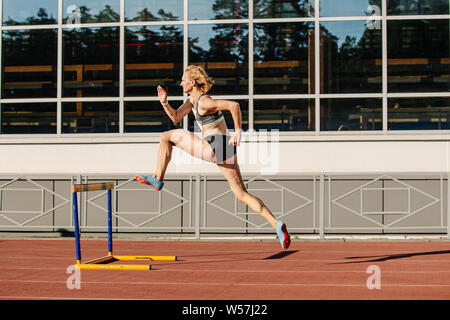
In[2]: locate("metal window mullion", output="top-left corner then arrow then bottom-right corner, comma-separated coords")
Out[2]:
124,21 -> 184,27
314,0 -> 320,133
61,97 -> 121,102
119,0 -> 125,134
387,92 -> 450,98
0,0 -> 3,134
188,19 -> 249,25
183,0 -> 189,130
57,0 -> 63,135
319,16 -> 382,22
253,94 -> 314,99
61,22 -> 120,29
319,93 -> 384,99
248,0 -> 254,132
385,14 -> 450,20
1,98 -> 58,103
123,96 -> 185,102
254,17 -> 315,23
2,24 -> 59,31
382,0 -> 388,133
314,16 -> 450,22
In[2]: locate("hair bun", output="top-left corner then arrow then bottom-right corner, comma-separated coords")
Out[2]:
186,65 -> 214,92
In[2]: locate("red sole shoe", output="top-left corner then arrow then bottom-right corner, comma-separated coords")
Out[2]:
281,224 -> 291,250
135,175 -> 161,191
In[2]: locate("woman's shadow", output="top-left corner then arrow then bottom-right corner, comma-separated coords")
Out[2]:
152,250 -> 299,268
333,249 -> 450,264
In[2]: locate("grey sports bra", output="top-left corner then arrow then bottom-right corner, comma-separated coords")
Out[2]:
192,93 -> 224,128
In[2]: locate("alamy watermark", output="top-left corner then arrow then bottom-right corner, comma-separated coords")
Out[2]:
366,265 -> 381,290
66,265 -> 81,290
366,5 -> 381,30
66,4 -> 81,26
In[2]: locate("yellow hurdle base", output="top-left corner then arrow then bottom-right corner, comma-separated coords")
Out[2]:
76,263 -> 151,270
114,255 -> 177,261
74,254 -> 177,271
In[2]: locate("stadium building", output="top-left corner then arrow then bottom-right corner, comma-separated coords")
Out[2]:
0,0 -> 449,237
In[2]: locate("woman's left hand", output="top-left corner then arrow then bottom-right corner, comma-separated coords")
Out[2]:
229,130 -> 241,146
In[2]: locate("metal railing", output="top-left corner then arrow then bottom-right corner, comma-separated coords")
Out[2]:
0,173 -> 448,238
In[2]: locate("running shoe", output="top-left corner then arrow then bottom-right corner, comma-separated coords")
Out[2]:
135,174 -> 164,191
276,221 -> 291,250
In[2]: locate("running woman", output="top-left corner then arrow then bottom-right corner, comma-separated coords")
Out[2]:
136,65 -> 290,250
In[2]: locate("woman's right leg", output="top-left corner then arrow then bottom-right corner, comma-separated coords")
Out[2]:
155,129 -> 215,181
217,155 -> 291,249
217,156 -> 278,229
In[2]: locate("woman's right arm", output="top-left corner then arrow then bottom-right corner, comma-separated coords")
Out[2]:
158,85 -> 192,124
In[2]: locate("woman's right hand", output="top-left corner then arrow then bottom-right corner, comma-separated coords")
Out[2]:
157,85 -> 168,104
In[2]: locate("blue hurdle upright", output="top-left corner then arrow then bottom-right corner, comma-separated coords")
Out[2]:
72,182 -> 176,270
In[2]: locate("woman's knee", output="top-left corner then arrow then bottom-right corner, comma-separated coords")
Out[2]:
234,188 -> 262,206
160,129 -> 179,145
236,191 -> 264,211
232,188 -> 246,202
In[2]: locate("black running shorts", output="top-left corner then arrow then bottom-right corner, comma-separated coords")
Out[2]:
204,134 -> 237,164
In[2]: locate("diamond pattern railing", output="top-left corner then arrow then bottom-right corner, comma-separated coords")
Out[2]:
0,176 -> 71,229
0,174 -> 448,238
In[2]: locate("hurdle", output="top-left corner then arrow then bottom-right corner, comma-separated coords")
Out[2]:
72,182 -> 177,270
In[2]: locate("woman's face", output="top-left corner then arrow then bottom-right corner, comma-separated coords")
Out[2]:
180,72 -> 195,94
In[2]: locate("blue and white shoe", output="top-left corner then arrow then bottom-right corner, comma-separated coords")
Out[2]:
276,221 -> 291,250
135,174 -> 164,191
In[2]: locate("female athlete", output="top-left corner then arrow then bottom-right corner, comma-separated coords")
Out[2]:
136,65 -> 290,250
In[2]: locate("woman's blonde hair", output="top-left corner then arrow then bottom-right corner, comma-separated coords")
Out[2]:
185,65 -> 214,92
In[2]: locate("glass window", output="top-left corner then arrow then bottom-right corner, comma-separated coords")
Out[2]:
388,20 -> 449,93
125,101 -> 183,133
254,0 -> 314,18
189,0 -> 248,20
321,21 -> 382,94
188,100 -> 249,132
254,99 -> 315,131
125,25 -> 184,97
388,0 -> 449,15
63,27 -> 120,97
1,103 -> 57,134
254,22 -> 313,94
388,97 -> 450,130
62,102 -> 119,133
63,0 -> 120,24
189,24 -> 249,95
320,0 -> 382,17
320,98 -> 382,131
2,29 -> 57,98
2,0 -> 58,25
125,0 -> 183,21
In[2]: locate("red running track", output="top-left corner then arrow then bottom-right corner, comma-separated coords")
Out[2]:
0,238 -> 449,300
